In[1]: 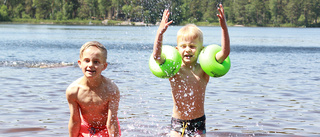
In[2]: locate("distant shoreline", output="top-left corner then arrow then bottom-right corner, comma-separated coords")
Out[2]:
1,19 -> 317,28
0,19 -> 155,26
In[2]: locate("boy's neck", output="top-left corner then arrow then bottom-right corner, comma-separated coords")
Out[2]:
82,75 -> 104,88
182,62 -> 197,69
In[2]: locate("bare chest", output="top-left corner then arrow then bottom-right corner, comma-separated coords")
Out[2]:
77,89 -> 110,107
173,68 -> 206,85
170,69 -> 207,95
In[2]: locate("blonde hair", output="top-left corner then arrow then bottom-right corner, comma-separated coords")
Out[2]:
79,41 -> 107,61
177,24 -> 203,44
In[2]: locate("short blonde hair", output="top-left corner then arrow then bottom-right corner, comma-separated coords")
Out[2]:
177,24 -> 203,44
79,41 -> 107,61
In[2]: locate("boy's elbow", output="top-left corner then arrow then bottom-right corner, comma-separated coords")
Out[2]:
152,53 -> 165,65
221,52 -> 230,63
216,50 -> 230,63
222,46 -> 230,58
153,53 -> 160,61
153,55 -> 161,64
224,51 -> 230,59
221,48 -> 230,61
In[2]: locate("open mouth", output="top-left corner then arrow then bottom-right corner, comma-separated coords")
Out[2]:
86,70 -> 96,73
184,55 -> 193,59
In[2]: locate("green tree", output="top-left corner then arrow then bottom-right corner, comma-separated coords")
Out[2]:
179,0 -> 191,23
49,0 -> 63,20
142,0 -> 164,24
122,4 -> 132,20
98,0 -> 111,19
63,2 -> 74,20
269,0 -> 279,25
33,0 -> 51,19
14,3 -> 24,18
143,9 -> 151,23
0,0 -> 318,26
189,0 -> 203,22
70,0 -> 80,18
3,0 -> 22,18
233,0 -> 247,25
110,0 -> 122,19
24,0 -> 34,18
285,0 -> 302,25
245,2 -> 256,24
132,5 -> 143,21
78,0 -> 98,19
0,4 -> 9,21
252,0 -> 269,26
170,0 -> 184,25
300,0 -> 311,26
202,0 -> 217,23
310,0 -> 320,25
78,0 -> 90,19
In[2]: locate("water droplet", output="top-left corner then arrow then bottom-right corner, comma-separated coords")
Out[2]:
171,78 -> 175,82
189,91 -> 194,96
184,93 -> 187,97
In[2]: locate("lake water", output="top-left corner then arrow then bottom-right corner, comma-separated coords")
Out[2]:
0,24 -> 319,137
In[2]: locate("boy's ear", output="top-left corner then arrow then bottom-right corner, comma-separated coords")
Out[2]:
77,60 -> 81,68
103,62 -> 108,70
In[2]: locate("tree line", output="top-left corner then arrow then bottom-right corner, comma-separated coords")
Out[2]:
0,0 -> 319,27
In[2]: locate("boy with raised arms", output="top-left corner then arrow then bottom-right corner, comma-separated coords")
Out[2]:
152,4 -> 230,137
66,41 -> 121,137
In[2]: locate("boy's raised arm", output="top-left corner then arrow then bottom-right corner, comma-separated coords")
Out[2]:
215,4 -> 230,63
153,9 -> 173,65
107,87 -> 120,137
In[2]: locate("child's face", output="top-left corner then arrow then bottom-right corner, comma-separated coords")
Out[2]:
176,37 -> 203,65
78,46 -> 108,79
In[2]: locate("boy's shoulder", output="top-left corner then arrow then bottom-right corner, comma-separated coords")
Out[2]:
102,76 -> 119,94
66,77 -> 85,96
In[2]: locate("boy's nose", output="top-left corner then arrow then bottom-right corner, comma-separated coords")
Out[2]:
88,61 -> 94,66
185,46 -> 192,52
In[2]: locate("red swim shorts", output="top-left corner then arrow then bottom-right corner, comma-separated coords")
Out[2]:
79,117 -> 121,137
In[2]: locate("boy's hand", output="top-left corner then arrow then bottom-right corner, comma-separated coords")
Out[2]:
217,4 -> 227,29
215,4 -> 230,63
153,9 -> 173,64
157,9 -> 173,36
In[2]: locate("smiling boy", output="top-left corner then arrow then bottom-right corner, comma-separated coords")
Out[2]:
152,4 -> 230,137
66,41 -> 121,137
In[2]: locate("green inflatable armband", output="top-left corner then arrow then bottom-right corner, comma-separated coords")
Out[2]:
198,44 -> 231,77
149,45 -> 182,78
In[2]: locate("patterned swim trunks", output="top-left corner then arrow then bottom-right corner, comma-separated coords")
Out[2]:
171,115 -> 206,136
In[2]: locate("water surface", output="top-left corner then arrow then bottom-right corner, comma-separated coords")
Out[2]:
0,24 -> 319,136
